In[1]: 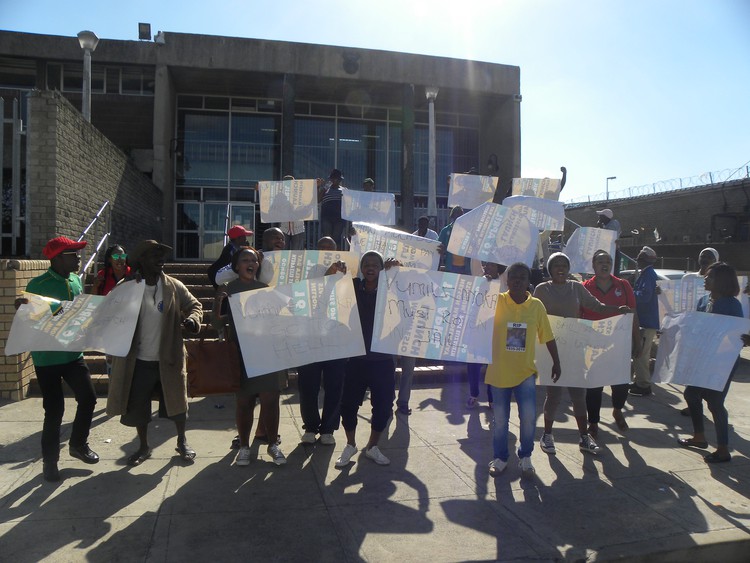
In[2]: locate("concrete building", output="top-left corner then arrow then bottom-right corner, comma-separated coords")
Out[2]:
0,30 -> 522,260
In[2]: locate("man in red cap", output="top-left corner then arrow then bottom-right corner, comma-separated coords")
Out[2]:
207,225 -> 253,288
14,236 -> 99,482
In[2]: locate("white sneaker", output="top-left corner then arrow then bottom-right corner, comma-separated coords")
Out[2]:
267,444 -> 287,465
539,433 -> 556,454
519,456 -> 535,474
301,432 -> 317,444
319,433 -> 335,445
335,444 -> 358,468
365,446 -> 390,465
235,446 -> 251,466
488,458 -> 507,476
579,434 -> 602,455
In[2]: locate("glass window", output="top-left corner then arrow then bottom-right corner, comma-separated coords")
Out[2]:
176,203 -> 200,230
310,103 -> 336,116
230,114 -> 281,186
63,65 -> 83,91
91,67 -> 105,93
294,101 -> 309,115
176,187 -> 201,201
46,63 -> 61,91
178,95 -> 203,108
0,57 -> 36,88
293,117 -> 335,179
205,97 -> 229,110
105,68 -> 120,94
121,68 -> 142,94
232,98 -> 256,111
230,188 -> 256,202
177,110 -> 230,186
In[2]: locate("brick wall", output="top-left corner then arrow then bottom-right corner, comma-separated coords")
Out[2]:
0,259 -> 48,400
26,90 -> 163,259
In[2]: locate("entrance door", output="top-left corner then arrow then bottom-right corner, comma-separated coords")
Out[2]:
175,202 -> 256,260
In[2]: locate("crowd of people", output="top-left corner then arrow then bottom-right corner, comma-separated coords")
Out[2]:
16,176 -> 749,483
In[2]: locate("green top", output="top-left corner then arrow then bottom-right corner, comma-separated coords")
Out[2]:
25,268 -> 84,367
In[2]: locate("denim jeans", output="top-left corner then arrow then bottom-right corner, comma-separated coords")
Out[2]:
684,359 -> 738,447
397,356 -> 415,409
35,358 -> 96,463
491,374 -> 537,462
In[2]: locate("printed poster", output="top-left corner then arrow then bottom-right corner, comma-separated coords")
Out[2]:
511,177 -> 562,200
5,280 -> 146,357
229,273 -> 365,377
535,314 -> 634,388
447,202 -> 539,267
259,179 -> 317,222
564,227 -> 617,275
502,195 -> 566,232
350,222 -> 441,270
370,267 -> 501,363
448,173 -> 498,210
657,275 -> 749,319
341,189 -> 396,225
258,250 -> 360,286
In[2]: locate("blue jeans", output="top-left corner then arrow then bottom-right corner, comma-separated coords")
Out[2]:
491,374 -> 537,462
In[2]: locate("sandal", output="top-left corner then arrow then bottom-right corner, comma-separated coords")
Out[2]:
127,447 -> 152,466
704,451 -> 731,464
175,442 -> 196,461
677,438 -> 708,449
613,410 -> 629,431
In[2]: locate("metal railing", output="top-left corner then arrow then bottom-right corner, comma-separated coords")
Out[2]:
77,201 -> 111,283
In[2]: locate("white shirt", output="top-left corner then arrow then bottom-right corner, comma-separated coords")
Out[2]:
136,282 -> 164,361
412,228 -> 439,241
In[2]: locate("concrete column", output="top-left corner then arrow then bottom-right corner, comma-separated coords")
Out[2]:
151,64 -> 175,243
400,84 -> 415,231
281,73 -> 296,176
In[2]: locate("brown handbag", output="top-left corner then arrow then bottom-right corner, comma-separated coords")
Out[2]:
185,338 -> 241,397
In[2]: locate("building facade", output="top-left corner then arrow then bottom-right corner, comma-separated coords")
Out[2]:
0,30 -> 522,260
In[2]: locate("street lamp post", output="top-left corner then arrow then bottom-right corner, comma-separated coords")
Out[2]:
77,30 -> 99,122
425,86 -> 439,224
606,176 -> 616,200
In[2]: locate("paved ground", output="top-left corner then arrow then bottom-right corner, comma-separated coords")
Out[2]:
2,356 -> 750,562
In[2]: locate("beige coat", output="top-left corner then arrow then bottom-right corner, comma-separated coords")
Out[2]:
107,274 -> 202,418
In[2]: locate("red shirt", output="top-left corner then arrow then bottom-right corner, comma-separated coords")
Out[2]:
95,266 -> 131,295
581,275 -> 635,321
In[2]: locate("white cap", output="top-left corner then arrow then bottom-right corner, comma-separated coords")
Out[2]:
596,209 -> 614,219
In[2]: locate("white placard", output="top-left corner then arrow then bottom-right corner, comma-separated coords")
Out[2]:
228,273 -> 365,377
351,222 -> 441,270
564,227 -> 617,275
259,179 -> 317,222
447,202 -> 539,267
341,188 -> 396,225
502,195 -> 566,232
370,267 -> 500,363
511,177 -> 562,200
535,314 -> 634,388
652,311 -> 750,391
448,173 -> 498,210
257,250 -> 360,286
5,281 -> 146,357
658,275 -> 749,319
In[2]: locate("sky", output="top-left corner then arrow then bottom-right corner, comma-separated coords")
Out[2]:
3,0 -> 749,203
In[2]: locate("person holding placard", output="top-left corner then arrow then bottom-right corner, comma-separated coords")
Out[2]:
630,246 -> 660,397
107,240 -> 203,467
533,252 -> 630,455
581,250 -> 641,438
678,262 -> 744,464
438,206 -> 472,275
297,237 -> 347,445
484,262 -> 560,476
466,262 -> 506,409
207,225 -> 253,289
677,248 -> 719,416
15,237 -> 99,482
212,246 -> 288,467
319,169 -> 347,249
336,251 -> 401,468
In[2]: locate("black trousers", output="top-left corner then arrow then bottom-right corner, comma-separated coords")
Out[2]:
35,358 -> 96,463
